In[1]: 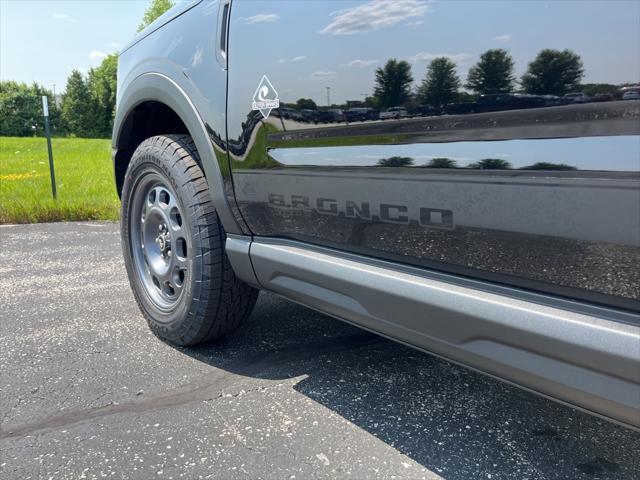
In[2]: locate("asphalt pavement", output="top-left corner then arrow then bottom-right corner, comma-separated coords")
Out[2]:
0,222 -> 638,479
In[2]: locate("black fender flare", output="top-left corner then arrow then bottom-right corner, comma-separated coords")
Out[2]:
112,72 -> 242,234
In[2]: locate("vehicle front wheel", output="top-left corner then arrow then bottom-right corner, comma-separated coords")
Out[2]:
120,134 -> 258,346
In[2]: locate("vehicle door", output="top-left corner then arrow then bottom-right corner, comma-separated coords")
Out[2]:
225,0 -> 640,311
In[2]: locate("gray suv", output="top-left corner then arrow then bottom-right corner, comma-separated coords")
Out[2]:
112,1 -> 640,429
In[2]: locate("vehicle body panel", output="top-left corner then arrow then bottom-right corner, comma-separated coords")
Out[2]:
226,235 -> 640,428
119,0 -> 203,55
114,0 -> 640,428
226,0 -> 640,311
113,0 -> 247,234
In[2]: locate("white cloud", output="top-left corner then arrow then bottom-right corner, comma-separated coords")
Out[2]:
276,56 -> 307,64
405,20 -> 424,27
311,71 -> 337,79
321,0 -> 428,35
106,42 -> 119,49
344,59 -> 379,67
244,13 -> 279,24
89,50 -> 108,61
412,52 -> 472,64
328,7 -> 351,17
494,34 -> 512,42
52,13 -> 71,20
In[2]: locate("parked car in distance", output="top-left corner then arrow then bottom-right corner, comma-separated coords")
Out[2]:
564,92 -> 590,103
476,93 -> 515,111
622,90 -> 640,100
476,93 -> 548,112
414,104 -> 441,117
538,94 -> 567,107
276,107 -> 295,119
276,107 -> 305,122
379,106 -> 408,120
445,102 -> 476,115
289,110 -> 305,122
299,109 -> 318,123
345,107 -> 378,122
445,94 -> 553,117
592,93 -> 614,102
315,108 -> 344,123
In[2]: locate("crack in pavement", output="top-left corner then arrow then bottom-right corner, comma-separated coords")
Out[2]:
1,332 -> 382,440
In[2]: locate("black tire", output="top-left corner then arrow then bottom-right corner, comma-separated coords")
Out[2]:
120,134 -> 258,346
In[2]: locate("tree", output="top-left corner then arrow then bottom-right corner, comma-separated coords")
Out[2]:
466,49 -> 515,95
0,81 -> 62,136
579,83 -> 618,97
376,156 -> 414,167
61,70 -> 99,137
296,98 -> 317,110
363,95 -> 378,108
424,158 -> 457,168
417,57 -> 460,107
521,49 -> 584,96
457,91 -> 476,103
373,59 -> 413,109
522,162 -> 577,171
468,158 -> 512,170
137,0 -> 175,32
88,54 -> 118,137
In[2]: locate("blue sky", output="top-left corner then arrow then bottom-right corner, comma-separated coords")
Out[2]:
272,136 -> 640,171
228,0 -> 640,104
0,0 -> 150,93
2,0 -> 639,101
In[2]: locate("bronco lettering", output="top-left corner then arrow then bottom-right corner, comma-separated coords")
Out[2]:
268,193 -> 454,229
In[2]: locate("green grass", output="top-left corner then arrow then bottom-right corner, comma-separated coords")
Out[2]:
228,122 -> 281,170
0,128 -> 415,223
0,137 -> 119,224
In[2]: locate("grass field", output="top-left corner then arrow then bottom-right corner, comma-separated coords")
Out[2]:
0,137 -> 119,224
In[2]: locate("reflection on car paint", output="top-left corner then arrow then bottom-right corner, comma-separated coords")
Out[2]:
225,0 -> 640,310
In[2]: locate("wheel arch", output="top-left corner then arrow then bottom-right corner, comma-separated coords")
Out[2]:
112,72 -> 243,234
113,101 -> 188,197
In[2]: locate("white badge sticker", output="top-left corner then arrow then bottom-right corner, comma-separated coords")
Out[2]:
251,75 -> 280,119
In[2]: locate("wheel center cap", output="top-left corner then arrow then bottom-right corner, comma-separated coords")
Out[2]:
156,233 -> 170,255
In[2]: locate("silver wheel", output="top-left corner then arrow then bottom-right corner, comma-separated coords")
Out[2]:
130,173 -> 189,312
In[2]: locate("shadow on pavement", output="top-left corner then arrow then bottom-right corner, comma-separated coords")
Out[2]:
178,293 -> 639,479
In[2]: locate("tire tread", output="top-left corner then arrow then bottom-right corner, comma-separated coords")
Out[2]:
121,134 -> 258,346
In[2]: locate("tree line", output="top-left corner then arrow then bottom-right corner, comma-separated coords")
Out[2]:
376,156 -> 577,170
283,48 -> 630,113
2,8 -> 634,139
0,0 -> 173,138
371,48 -> 588,109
